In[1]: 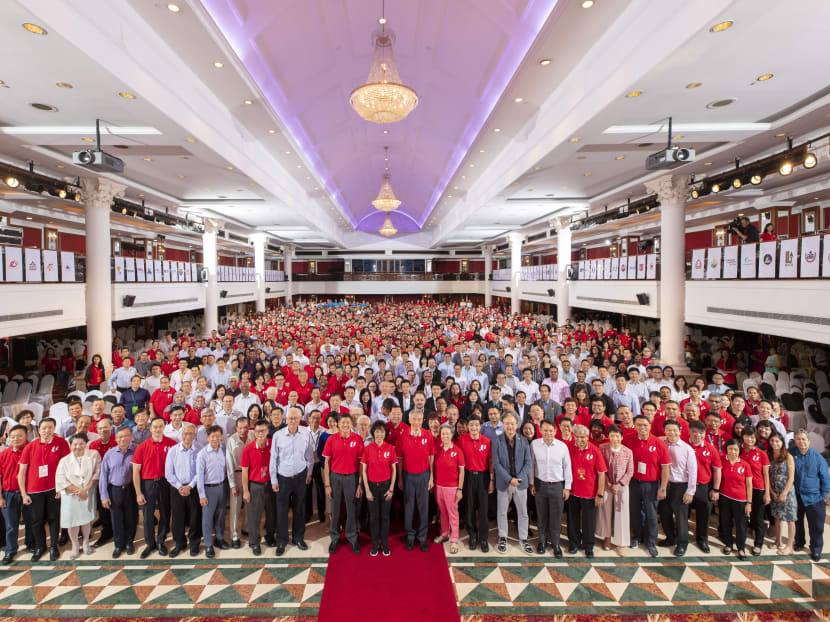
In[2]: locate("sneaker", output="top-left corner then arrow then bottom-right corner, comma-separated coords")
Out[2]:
521,540 -> 533,555
370,546 -> 378,557
497,537 -> 507,554
382,547 -> 391,557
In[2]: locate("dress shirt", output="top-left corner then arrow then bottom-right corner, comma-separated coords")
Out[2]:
130,426 -> 151,448
234,392 -> 260,414
481,421 -> 504,442
627,381 -> 650,404
164,423 -> 187,443
165,442 -> 198,489
611,388 -> 641,415
529,437 -> 573,488
211,370 -> 232,389
665,438 -> 697,496
109,366 -> 138,390
196,445 -> 227,497
169,369 -> 192,391
460,366 -> 477,387
750,415 -> 786,436
269,426 -> 315,480
542,378 -> 570,405
371,394 -> 399,421
471,372 -> 489,396
143,375 -> 162,395
304,400 -> 328,418
516,380 -> 541,404
190,387 -> 214,407
98,446 -> 135,501
225,430 -> 254,481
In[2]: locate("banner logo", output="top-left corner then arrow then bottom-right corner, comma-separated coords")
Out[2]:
763,254 -> 773,265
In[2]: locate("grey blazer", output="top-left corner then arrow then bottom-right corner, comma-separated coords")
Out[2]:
492,433 -> 532,491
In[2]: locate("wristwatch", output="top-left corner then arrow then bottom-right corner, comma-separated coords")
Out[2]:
712,488 -> 719,493
597,494 -> 604,498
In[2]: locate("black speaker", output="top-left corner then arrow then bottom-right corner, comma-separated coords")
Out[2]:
547,288 -> 555,297
505,286 -> 511,292
220,290 -> 228,298
122,295 -> 136,307
636,293 -> 650,305
265,287 -> 271,293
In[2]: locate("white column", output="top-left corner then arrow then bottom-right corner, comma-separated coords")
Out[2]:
284,244 -> 294,306
203,219 -> 220,335
483,245 -> 493,307
251,232 -> 267,313
81,178 -> 126,375
556,218 -> 572,326
508,232 -> 522,315
645,174 -> 688,369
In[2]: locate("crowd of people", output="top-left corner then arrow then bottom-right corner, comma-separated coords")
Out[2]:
0,301 -> 827,565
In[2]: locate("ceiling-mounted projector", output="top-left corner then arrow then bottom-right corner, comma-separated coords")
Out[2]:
72,149 -> 125,173
645,146 -> 695,171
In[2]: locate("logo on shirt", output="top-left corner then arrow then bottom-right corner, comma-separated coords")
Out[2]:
702,450 -> 710,457
383,451 -> 390,459
586,453 -> 594,461
737,466 -> 745,474
648,445 -> 657,453
479,444 -> 487,452
450,451 -> 456,458
752,454 -> 760,462
350,441 -> 356,448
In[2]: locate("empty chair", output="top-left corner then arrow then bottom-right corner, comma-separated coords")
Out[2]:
762,371 -> 778,386
21,402 -> 44,422
2,383 -> 31,418
749,371 -> 762,381
31,374 -> 55,409
25,374 -> 39,393
735,371 -> 748,391
48,402 -> 70,430
10,374 -> 23,383
820,398 -> 830,425
778,370 -> 790,386
742,378 -> 759,395
103,393 -> 118,406
0,381 -> 19,406
807,431 -> 826,454
776,380 -> 790,397
815,370 -> 829,390
67,390 -> 86,401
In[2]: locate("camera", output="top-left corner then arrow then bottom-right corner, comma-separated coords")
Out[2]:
726,217 -> 741,233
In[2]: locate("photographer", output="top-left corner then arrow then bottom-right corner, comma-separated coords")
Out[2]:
728,216 -> 759,244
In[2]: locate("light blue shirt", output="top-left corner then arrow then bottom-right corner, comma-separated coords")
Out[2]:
471,372 -> 489,396
611,388 -> 641,415
269,426 -> 315,481
165,442 -> 198,489
196,444 -> 226,497
109,366 -> 137,389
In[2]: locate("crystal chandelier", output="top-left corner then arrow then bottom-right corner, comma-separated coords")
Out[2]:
349,1 -> 418,124
378,215 -> 398,237
371,146 -> 401,212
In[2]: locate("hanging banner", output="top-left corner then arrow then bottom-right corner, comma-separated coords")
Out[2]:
691,249 -> 705,279
4,246 -> 22,282
60,251 -> 76,282
824,235 -> 830,278
610,257 -> 619,279
192,263 -> 198,281
136,258 -> 146,282
590,260 -> 597,279
114,257 -> 125,282
636,254 -> 647,279
153,259 -> 162,282
603,258 -> 612,279
778,238 -> 798,278
758,241 -> 777,278
722,245 -> 739,279
800,235 -> 821,278
125,257 -> 136,282
627,255 -> 636,279
597,259 -> 604,280
24,248 -> 42,282
42,250 -> 59,282
618,256 -> 628,279
144,258 -> 153,281
646,254 -> 657,279
740,244 -> 757,279
172,261 -> 180,282
162,260 -> 171,281
578,262 -> 585,280
178,261 -> 185,281
706,247 -> 721,280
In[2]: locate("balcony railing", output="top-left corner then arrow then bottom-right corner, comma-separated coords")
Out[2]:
0,246 -> 85,283
689,235 -> 828,280
293,272 -> 486,282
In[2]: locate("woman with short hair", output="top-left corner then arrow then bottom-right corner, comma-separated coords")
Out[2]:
55,434 -> 101,559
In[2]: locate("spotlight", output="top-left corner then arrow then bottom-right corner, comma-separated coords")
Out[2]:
750,173 -> 763,185
711,183 -> 721,193
732,177 -> 742,189
58,189 -> 67,199
779,161 -> 793,176
121,206 -> 128,215
690,188 -> 699,199
74,192 -> 81,201
804,152 -> 817,169
4,175 -> 19,188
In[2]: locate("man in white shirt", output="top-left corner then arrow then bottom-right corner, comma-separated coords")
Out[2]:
543,367 -> 570,406
658,420 -> 697,557
190,376 -> 214,407
516,368 -> 541,405
529,420 -> 572,557
143,364 -> 163,395
234,380 -> 260,414
304,388 -> 328,421
169,359 -> 193,392
626,368 -> 650,405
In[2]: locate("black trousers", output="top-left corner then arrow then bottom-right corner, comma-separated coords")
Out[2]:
719,496 -> 747,550
276,470 -> 307,545
305,463 -> 326,521
247,481 -> 276,546
108,484 -> 137,550
629,479 -> 659,545
748,488 -> 766,548
367,479 -> 392,548
535,480 -> 564,547
170,486 -> 201,548
403,470 -> 430,544
141,478 -> 170,548
690,482 -> 712,545
29,489 -> 60,552
658,481 -> 690,546
464,470 -> 489,543
566,495 -> 596,553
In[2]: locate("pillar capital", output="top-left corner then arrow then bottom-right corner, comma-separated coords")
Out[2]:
203,218 -> 223,235
644,173 -> 689,206
80,177 -> 126,208
507,231 -> 523,247
552,216 -> 571,231
249,232 -> 268,244
284,244 -> 295,256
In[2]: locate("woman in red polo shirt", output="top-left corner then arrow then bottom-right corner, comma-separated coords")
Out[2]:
433,424 -> 465,554
740,427 -> 771,556
360,421 -> 397,557
719,438 -> 753,560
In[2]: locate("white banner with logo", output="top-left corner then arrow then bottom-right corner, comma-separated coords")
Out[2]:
60,251 -> 75,282
824,235 -> 830,278
24,248 -> 42,282
636,255 -> 647,279
578,262 -> 585,280
691,249 -> 705,279
589,260 -> 597,279
610,257 -> 619,279
779,238 -> 798,278
597,259 -> 604,280
42,250 -> 59,282
740,244 -> 756,279
627,256 -> 636,279
125,257 -> 136,282
800,235 -> 821,278
758,241 -> 777,278
706,247 -> 721,280
722,245 -> 739,279
192,263 -> 198,281
162,260 -> 171,282
646,254 -> 656,279
114,257 -> 125,282
4,246 -> 22,282
618,256 -> 628,279
603,258 -> 612,279
136,258 -> 146,282
153,259 -> 162,282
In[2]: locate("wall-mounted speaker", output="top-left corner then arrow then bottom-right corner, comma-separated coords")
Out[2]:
265,287 -> 271,293
505,286 -> 511,292
636,293 -> 650,305
546,288 -> 555,297
220,290 -> 228,298
122,295 -> 136,307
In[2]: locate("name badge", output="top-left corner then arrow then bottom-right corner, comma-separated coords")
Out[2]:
637,461 -> 647,475
39,464 -> 49,478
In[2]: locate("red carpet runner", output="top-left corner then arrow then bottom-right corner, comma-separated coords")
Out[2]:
318,523 -> 460,622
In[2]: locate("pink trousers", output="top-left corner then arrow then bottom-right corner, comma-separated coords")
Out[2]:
435,485 -> 460,542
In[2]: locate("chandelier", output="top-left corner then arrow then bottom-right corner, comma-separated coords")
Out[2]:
349,2 -> 418,124
371,147 -> 401,212
378,215 -> 398,237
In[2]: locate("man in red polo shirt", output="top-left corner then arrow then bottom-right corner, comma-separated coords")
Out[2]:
624,414 -> 671,557
385,405 -> 410,448
242,420 -> 273,556
132,417 -> 177,559
679,385 -> 709,420
18,417 -> 70,561
0,425 -> 31,564
322,412 -> 364,555
688,420 -> 722,553
567,423 -> 606,558
576,397 -> 615,434
651,401 -> 689,441
458,416 -> 493,552
396,410 -> 435,551
149,376 -> 176,421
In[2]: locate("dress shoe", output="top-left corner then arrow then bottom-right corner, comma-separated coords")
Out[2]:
190,545 -> 199,557
697,541 -> 710,553
30,549 -> 43,562
352,542 -> 361,555
50,548 -> 59,561
157,544 -> 168,557
585,550 -> 595,558
629,539 -> 639,548
647,545 -> 659,558
92,536 -> 110,548
205,546 -> 215,559
215,540 -> 230,550
537,541 -> 547,555
419,541 -> 429,553
736,550 -> 747,561
793,545 -> 805,552
125,543 -> 135,555
2,553 -> 14,565
169,546 -> 182,559
112,548 -> 123,559
27,545 -> 36,553
567,544 -> 579,555
497,537 -> 507,554
674,544 -> 687,557
521,540 -> 533,555
658,538 -> 675,547
406,539 -> 414,551
276,544 -> 286,556
812,552 -> 822,562
294,540 -> 308,551
59,530 -> 69,546
469,536 -> 477,551
252,544 -> 262,556
553,545 -> 563,558
328,541 -> 338,555
140,546 -> 154,559
264,536 -> 277,548
232,539 -> 241,549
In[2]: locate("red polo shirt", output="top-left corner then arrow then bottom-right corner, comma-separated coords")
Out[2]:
651,414 -> 689,439
434,443 -> 465,488
624,434 -> 671,481
294,382 -> 313,405
131,436 -> 177,479
705,429 -> 731,456
322,433 -> 363,475
360,441 -> 397,483
240,440 -> 272,483
680,397 -> 709,418
568,443 -> 607,499
0,444 -> 27,492
89,435 -> 117,460
721,458 -> 752,501
395,430 -> 435,474
691,440 -> 722,484
385,421 -> 410,449
19,436 -> 70,493
149,387 -> 176,420
575,414 -> 614,433
458,434 -> 491,472
741,446 -> 769,490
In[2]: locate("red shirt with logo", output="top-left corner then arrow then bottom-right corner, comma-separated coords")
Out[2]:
720,458 -> 752,501
568,443 -> 607,499
395,431 -> 435,474
385,421 -> 410,449
19,436 -> 70,493
458,434 -> 491,472
240,440 -> 272,483
691,440 -> 722,484
434,443 -> 465,488
89,435 -> 117,460
361,441 -> 397,483
149,387 -> 176,420
624,434 -> 671,481
0,444 -> 27,492
131,436 -> 177,479
741,446 -> 770,490
322,433 -> 364,475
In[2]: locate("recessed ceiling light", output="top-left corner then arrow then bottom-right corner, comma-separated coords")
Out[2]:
479,149 -> 485,153
584,173 -> 592,177
514,97 -> 524,103
539,59 -> 552,66
493,128 -> 501,133
703,161 -> 713,166
378,17 -> 387,25
184,138 -> 197,143
685,82 -> 702,89
775,132 -> 787,137
0,80 -> 4,85
55,82 -> 73,89
615,155 -> 625,160
268,129 -> 276,134
119,92 -> 136,99
297,165 -> 302,169
143,157 -> 152,162
673,135 -> 684,139
30,102 -> 57,111
756,73 -> 773,81
177,175 -> 185,179
56,164 -> 65,168
82,137 -> 94,142
706,98 -> 736,109
461,175 -> 466,179
710,20 -> 733,32
213,61 -> 224,68
22,23 -> 47,35
469,164 -> 474,168
625,90 -> 643,98
25,216 -> 32,220
243,99 -> 253,105
534,166 -> 541,170
581,0 -> 594,7
226,166 -> 234,170
167,3 -> 181,12
285,151 -> 292,155
569,137 -> 581,142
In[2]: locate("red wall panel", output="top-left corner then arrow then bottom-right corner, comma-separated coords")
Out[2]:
433,260 -> 460,273
164,248 -> 189,262
22,226 -> 42,248
59,232 -> 85,254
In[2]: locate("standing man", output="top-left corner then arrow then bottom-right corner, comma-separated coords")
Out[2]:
196,426 -> 229,558
492,413 -> 533,555
132,417 -> 177,558
529,419 -> 571,557
323,413 -> 364,554
164,424 -> 201,558
687,420 -> 722,553
226,417 -> 253,549
99,426 -> 137,558
396,410 -> 435,552
567,424 -> 606,558
657,420 -> 697,557
458,416 -> 493,552
241,420 -> 275,556
18,417 -> 69,561
790,430 -> 830,562
270,407 -> 314,555
0,425 -> 30,564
